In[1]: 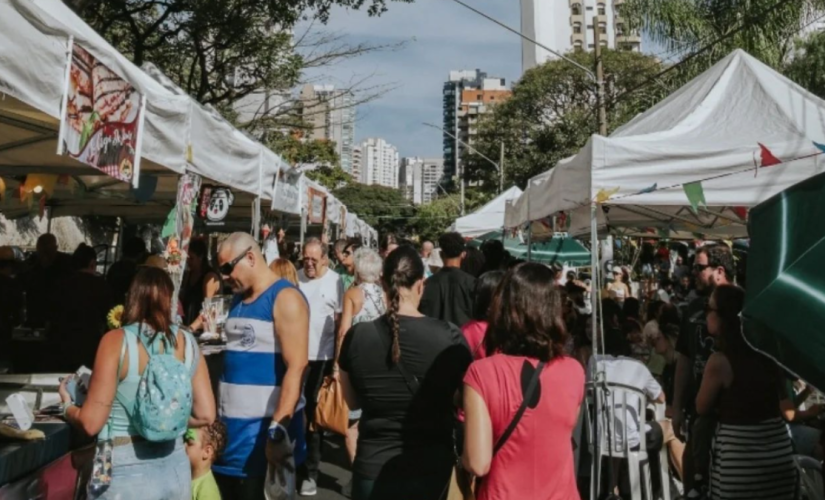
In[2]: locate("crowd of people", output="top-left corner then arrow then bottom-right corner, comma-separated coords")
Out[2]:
0,230 -> 819,500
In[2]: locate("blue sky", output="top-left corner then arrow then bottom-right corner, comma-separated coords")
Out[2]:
298,0 -> 522,158
298,0 -> 663,159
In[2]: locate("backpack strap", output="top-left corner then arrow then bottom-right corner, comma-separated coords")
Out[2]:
493,360 -> 546,455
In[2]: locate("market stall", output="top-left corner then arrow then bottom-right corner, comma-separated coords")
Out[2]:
505,49 -> 825,238
468,230 -> 591,266
450,186 -> 522,238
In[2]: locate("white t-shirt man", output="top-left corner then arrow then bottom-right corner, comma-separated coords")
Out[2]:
298,268 -> 344,361
587,355 -> 663,449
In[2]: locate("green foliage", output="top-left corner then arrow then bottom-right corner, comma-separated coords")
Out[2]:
468,50 -> 668,191
265,133 -> 340,167
622,0 -> 824,73
305,166 -> 352,191
67,0 -> 411,108
785,31 -> 825,99
333,184 -> 415,235
412,194 -> 461,243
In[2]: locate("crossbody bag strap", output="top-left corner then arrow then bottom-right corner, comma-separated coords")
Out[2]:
375,318 -> 419,393
493,360 -> 546,454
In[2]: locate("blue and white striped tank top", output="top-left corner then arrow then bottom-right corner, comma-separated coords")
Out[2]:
213,279 -> 307,477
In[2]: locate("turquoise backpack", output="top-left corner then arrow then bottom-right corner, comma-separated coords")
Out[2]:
120,323 -> 198,442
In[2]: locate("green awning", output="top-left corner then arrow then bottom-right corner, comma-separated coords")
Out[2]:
469,231 -> 591,267
744,172 -> 825,389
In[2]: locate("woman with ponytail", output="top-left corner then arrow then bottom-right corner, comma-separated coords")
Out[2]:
339,245 -> 472,500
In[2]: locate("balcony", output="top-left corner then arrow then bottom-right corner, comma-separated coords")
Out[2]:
570,13 -> 584,26
616,33 -> 641,44
613,0 -> 624,4
571,32 -> 585,45
594,14 -> 607,24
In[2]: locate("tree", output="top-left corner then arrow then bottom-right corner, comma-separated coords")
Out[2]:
785,30 -> 825,99
468,50 -> 668,191
622,0 -> 825,74
333,184 -> 415,235
306,166 -> 352,191
65,0 -> 408,123
412,194 -> 461,243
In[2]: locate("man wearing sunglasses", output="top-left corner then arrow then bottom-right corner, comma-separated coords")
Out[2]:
211,232 -> 310,500
671,243 -> 733,498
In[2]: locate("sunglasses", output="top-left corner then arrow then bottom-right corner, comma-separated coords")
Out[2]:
220,246 -> 252,276
693,263 -> 712,273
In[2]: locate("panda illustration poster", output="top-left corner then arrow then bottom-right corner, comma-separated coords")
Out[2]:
198,185 -> 234,225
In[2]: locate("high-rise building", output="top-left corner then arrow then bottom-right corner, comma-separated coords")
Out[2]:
299,84 -> 356,173
400,157 -> 445,205
359,138 -> 400,189
520,0 -> 641,72
351,145 -> 362,182
443,70 -> 509,184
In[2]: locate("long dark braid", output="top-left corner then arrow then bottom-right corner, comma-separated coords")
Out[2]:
382,245 -> 425,365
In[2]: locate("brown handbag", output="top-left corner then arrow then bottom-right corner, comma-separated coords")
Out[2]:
314,375 -> 350,436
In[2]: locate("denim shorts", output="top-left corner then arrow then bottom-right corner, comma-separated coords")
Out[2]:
90,439 -> 191,500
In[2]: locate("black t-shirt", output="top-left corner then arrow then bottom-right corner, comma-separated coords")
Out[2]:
106,259 -> 138,306
339,315 -> 472,480
675,294 -> 714,415
419,267 -> 477,328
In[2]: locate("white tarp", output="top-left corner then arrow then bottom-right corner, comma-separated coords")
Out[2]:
506,50 -> 825,237
345,213 -> 358,237
453,186 -> 522,238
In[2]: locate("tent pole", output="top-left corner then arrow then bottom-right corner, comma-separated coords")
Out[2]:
526,223 -> 532,262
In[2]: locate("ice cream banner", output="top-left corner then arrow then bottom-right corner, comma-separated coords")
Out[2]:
58,39 -> 146,188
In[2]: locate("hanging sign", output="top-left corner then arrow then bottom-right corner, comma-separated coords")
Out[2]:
271,168 -> 302,215
57,40 -> 146,188
198,185 -> 234,226
307,187 -> 327,225
176,173 -> 202,250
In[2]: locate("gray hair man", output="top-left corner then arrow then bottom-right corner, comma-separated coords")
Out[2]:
212,232 -> 309,499
297,237 -> 345,495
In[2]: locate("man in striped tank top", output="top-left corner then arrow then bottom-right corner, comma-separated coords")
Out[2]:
213,232 -> 310,499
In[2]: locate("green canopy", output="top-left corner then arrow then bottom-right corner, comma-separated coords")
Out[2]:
468,231 -> 591,267
744,172 -> 825,389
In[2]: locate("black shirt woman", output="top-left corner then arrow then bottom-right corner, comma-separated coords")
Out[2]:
339,245 -> 472,500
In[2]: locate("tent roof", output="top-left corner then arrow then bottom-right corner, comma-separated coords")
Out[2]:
452,186 -> 523,238
506,49 -> 825,237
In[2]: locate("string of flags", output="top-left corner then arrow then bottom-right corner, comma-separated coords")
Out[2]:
592,141 -> 824,212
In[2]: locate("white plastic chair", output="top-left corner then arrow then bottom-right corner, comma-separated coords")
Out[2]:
586,381 -> 653,500
648,401 -> 672,500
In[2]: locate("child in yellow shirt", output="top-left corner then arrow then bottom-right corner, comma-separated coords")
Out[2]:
185,421 -> 226,500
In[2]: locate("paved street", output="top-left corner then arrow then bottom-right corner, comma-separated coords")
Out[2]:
310,434 -> 351,500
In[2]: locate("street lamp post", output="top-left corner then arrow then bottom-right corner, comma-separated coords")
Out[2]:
423,122 -> 504,216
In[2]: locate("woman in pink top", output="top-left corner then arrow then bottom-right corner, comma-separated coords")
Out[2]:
463,263 -> 584,500
461,270 -> 505,360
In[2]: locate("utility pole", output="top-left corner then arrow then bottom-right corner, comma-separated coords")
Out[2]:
499,142 -> 505,194
593,16 -> 608,136
459,138 -> 465,216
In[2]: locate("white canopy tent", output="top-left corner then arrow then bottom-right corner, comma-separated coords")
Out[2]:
505,50 -> 825,238
0,0 -> 379,232
451,186 -> 523,238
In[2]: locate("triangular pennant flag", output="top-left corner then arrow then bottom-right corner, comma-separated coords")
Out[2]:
595,187 -> 620,203
656,227 -> 669,239
131,174 -> 158,204
0,177 -> 5,202
637,183 -> 657,195
683,182 -> 707,214
161,206 -> 178,239
732,206 -> 748,221
758,143 -> 782,167
814,141 -> 825,154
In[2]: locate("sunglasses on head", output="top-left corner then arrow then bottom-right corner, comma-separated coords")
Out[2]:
220,246 -> 252,276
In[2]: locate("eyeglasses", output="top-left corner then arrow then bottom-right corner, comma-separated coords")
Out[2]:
220,246 -> 252,276
693,263 -> 712,274
705,304 -> 718,314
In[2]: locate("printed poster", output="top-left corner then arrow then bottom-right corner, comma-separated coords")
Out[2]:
308,187 -> 327,225
58,41 -> 146,188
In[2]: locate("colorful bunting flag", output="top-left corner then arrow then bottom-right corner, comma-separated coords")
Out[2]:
657,227 -> 670,239
132,174 -> 158,204
161,206 -> 177,239
683,182 -> 707,214
595,187 -> 620,203
637,183 -> 657,195
814,141 -> 825,154
732,206 -> 748,221
0,177 -> 5,202
758,143 -> 782,167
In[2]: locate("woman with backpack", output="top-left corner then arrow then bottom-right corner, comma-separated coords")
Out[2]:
463,263 -> 584,500
59,267 -> 215,499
